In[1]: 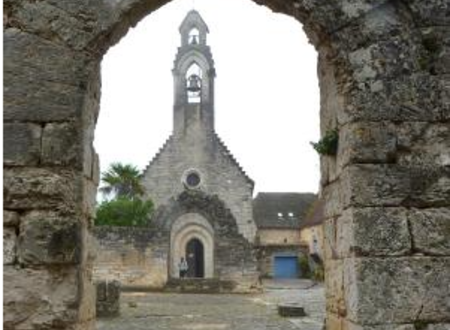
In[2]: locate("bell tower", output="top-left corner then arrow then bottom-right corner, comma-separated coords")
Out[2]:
173,10 -> 215,136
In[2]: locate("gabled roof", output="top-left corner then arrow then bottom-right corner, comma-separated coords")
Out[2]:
179,10 -> 209,34
214,133 -> 254,190
253,192 -> 316,229
300,198 -> 325,229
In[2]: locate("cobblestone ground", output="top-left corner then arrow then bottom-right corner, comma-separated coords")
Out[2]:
97,280 -> 325,330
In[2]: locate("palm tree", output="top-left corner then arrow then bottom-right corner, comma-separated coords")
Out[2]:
99,162 -> 145,199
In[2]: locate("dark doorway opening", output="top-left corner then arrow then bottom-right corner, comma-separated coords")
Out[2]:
186,238 -> 205,278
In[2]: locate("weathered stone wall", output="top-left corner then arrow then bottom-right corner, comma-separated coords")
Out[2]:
93,226 -> 168,289
257,229 -> 301,246
300,225 -> 324,258
4,9 -> 101,327
93,191 -> 259,292
4,0 -> 449,329
314,2 -> 450,328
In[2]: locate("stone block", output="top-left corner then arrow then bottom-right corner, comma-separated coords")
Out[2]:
4,167 -> 81,211
345,257 -> 450,324
406,166 -> 450,207
325,312 -> 347,330
322,155 -> 340,184
41,122 -> 82,167
409,208 -> 450,255
325,259 -> 345,317
332,2 -> 410,53
336,208 -> 411,257
4,122 -> 42,166
323,180 -> 345,219
18,211 -> 81,265
277,303 -> 306,317
343,74 -> 446,123
78,267 -> 96,322
434,46 -> 450,74
96,280 -> 121,317
406,1 -> 450,26
83,143 -> 94,179
4,227 -> 17,265
92,151 -> 100,185
425,325 -> 450,330
323,218 -> 337,261
72,319 -> 96,330
339,122 -> 397,166
348,35 -> 420,83
342,164 -> 450,208
346,324 -> 415,330
3,210 -> 19,227
295,0 -> 389,41
83,179 -> 97,219
4,29 -> 92,122
3,266 -> 79,329
12,1 -> 94,51
396,122 -> 450,167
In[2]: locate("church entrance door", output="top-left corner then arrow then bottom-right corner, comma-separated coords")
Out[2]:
186,238 -> 204,278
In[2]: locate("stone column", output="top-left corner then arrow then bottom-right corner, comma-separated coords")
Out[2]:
316,2 -> 450,329
3,26 -> 100,330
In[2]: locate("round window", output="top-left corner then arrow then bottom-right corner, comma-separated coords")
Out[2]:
185,171 -> 201,188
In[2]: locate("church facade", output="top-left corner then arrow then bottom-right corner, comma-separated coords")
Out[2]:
142,11 -> 256,243
141,11 -> 258,289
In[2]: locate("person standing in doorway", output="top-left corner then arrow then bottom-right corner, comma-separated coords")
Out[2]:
179,257 -> 188,278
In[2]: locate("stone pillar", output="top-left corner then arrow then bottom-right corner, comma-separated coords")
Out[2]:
317,2 -> 450,329
3,25 -> 100,329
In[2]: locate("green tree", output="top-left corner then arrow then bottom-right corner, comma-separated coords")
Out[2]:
99,162 -> 145,199
95,197 -> 154,227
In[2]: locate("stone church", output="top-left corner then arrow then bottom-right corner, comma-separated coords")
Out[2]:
94,10 -> 258,293
138,10 -> 258,290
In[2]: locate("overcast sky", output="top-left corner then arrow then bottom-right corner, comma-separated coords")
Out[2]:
95,0 -> 320,195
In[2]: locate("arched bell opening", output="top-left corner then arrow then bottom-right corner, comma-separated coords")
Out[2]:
188,28 -> 200,45
186,62 -> 202,103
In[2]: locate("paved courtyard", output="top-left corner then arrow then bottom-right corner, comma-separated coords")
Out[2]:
97,280 -> 325,330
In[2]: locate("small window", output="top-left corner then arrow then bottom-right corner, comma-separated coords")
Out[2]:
186,172 -> 201,187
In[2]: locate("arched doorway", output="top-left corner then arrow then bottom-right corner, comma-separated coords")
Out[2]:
170,213 -> 214,279
186,238 -> 204,278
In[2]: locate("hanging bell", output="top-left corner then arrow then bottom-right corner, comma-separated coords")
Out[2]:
190,35 -> 199,45
186,74 -> 202,93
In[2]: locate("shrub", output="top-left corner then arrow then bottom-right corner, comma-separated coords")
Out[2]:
298,255 -> 311,279
95,197 -> 154,227
310,129 -> 339,156
312,265 -> 324,282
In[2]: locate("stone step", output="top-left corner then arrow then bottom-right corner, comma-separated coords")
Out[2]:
164,278 -> 236,293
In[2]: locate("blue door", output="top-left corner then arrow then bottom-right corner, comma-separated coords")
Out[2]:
274,256 -> 298,278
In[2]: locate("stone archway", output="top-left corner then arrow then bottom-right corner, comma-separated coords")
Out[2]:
170,212 -> 214,279
3,1 -> 449,329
